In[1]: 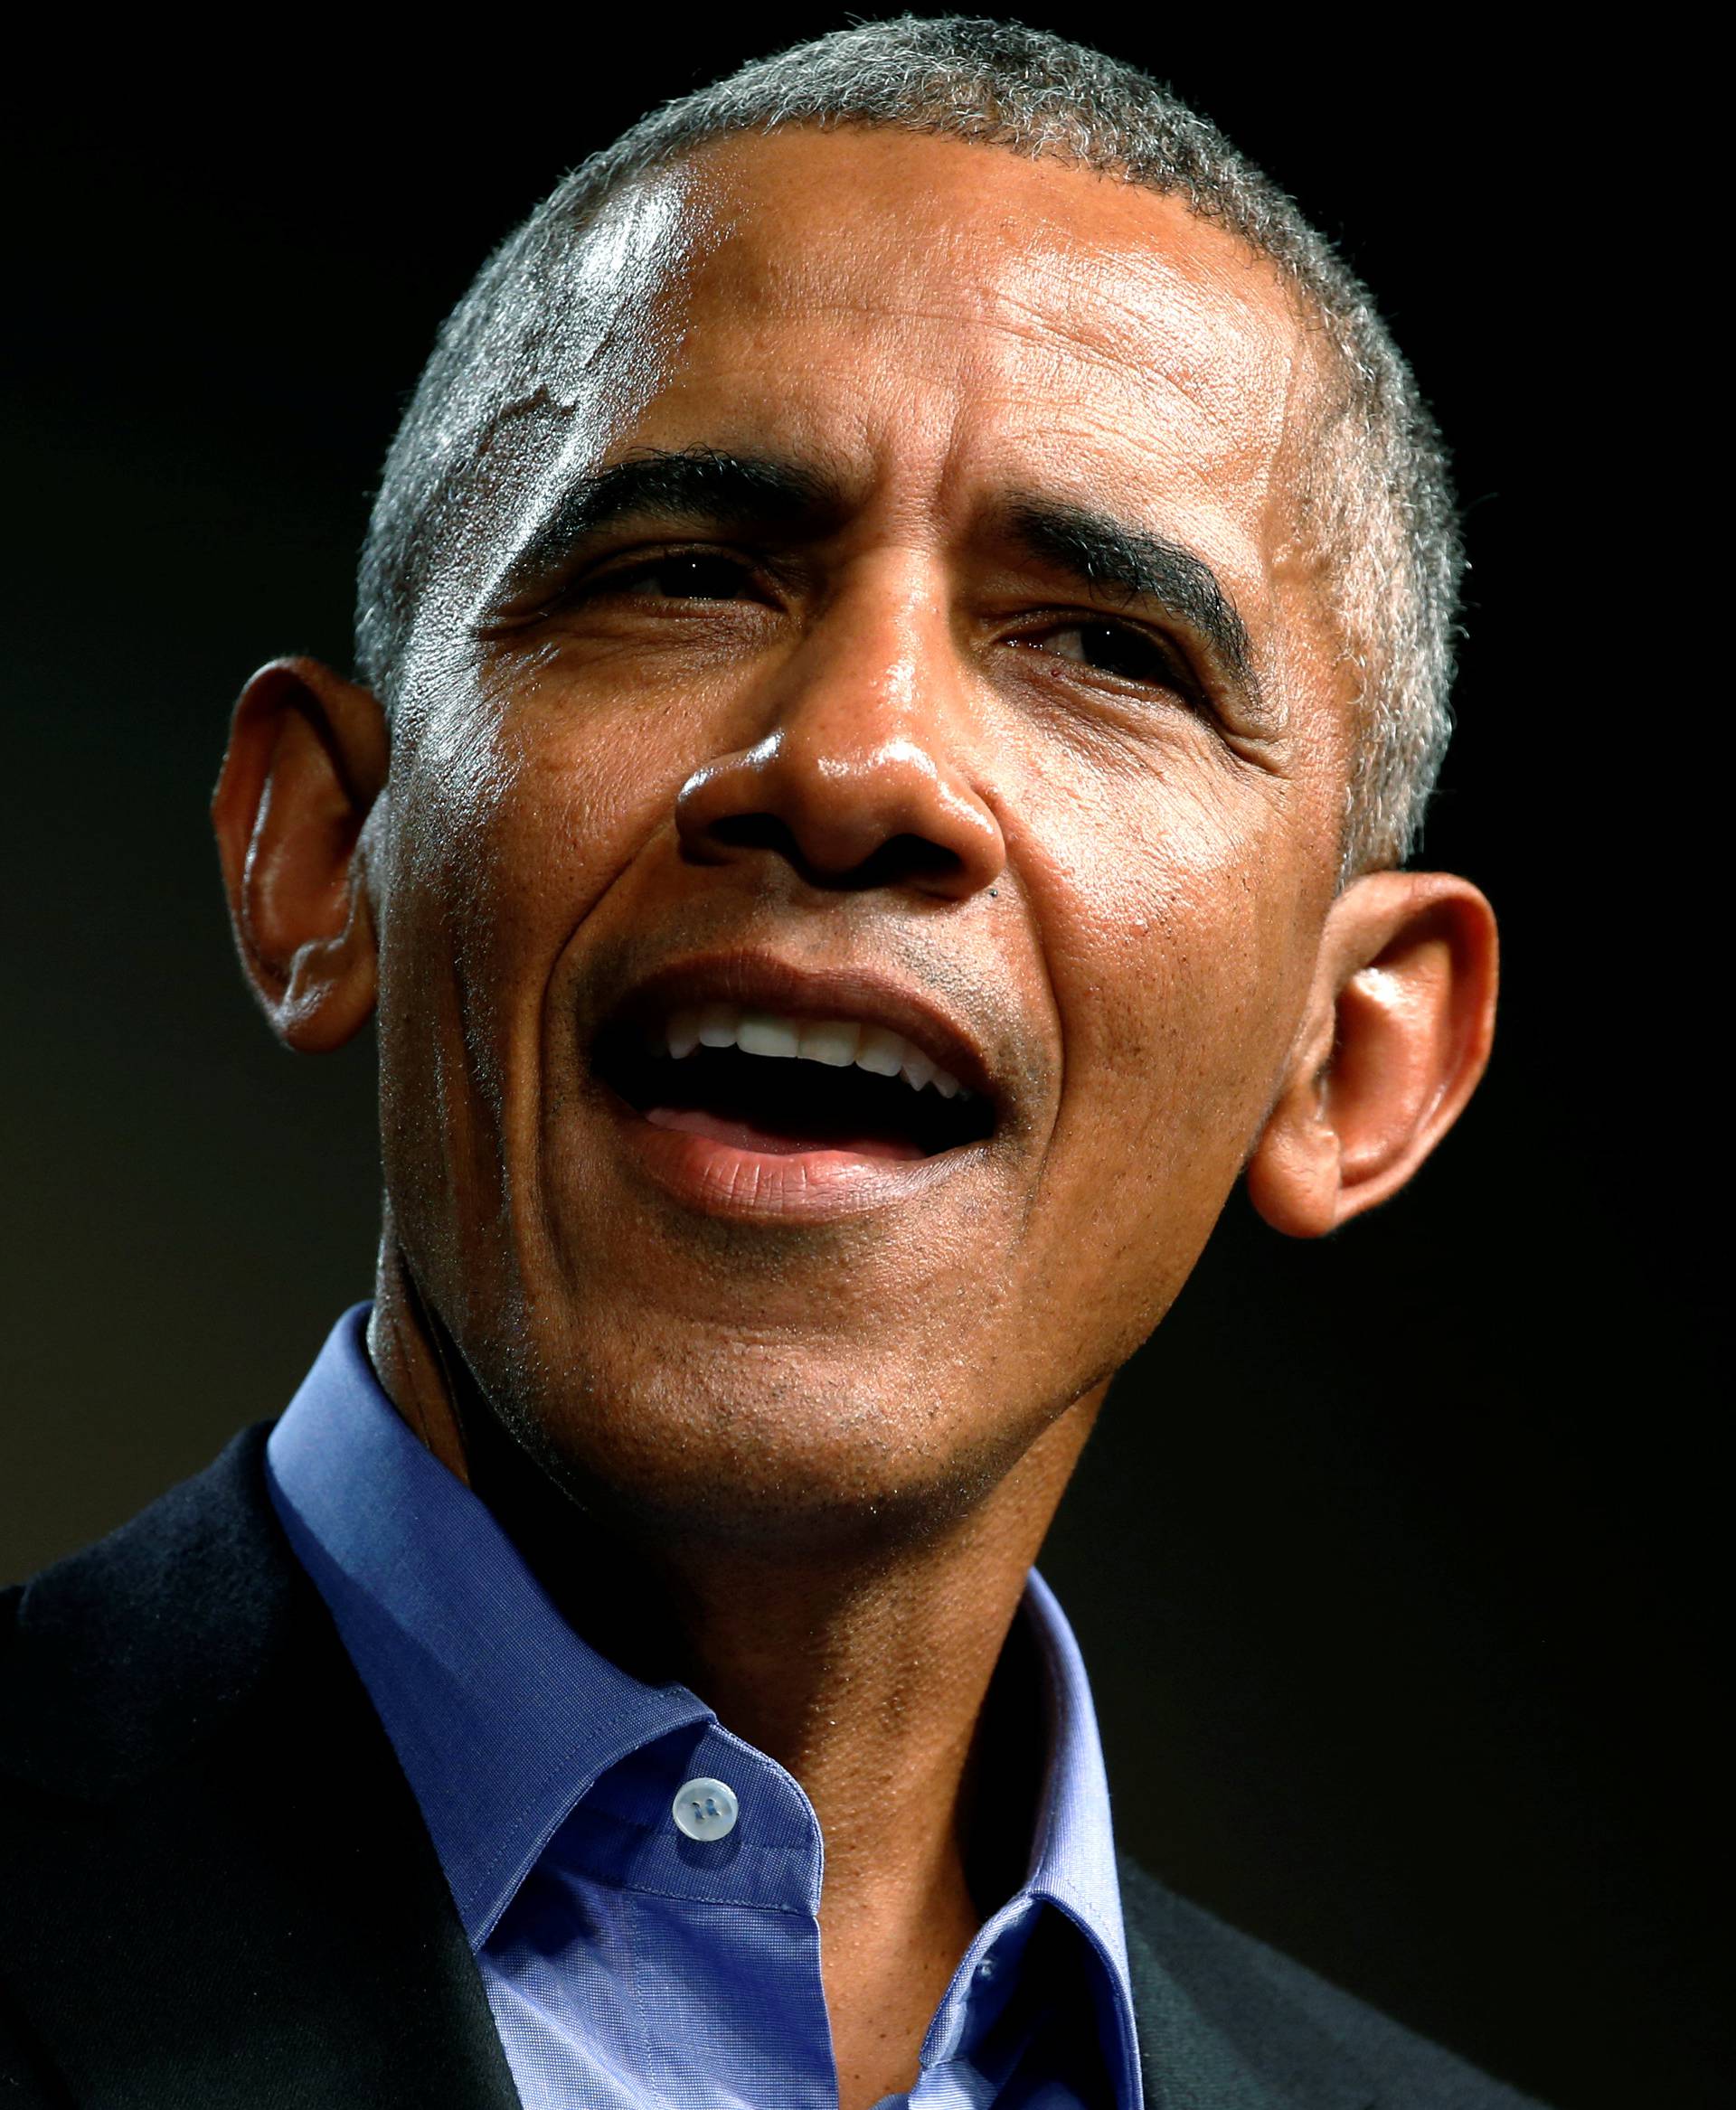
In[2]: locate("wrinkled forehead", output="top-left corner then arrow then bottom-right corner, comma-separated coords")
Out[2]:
582,131 -> 1297,466
699,129 -> 1302,410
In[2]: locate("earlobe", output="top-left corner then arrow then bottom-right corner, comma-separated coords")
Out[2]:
211,658 -> 389,1052
1246,871 -> 1498,1238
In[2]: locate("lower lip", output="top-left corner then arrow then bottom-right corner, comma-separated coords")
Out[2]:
604,1097 -> 979,1221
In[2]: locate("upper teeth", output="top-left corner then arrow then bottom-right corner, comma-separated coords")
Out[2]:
650,1004 -> 971,1099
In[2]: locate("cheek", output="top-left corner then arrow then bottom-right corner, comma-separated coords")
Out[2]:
371,706 -> 636,1183
374,674 -> 713,1197
1020,751 -> 1309,1197
386,674 -> 682,973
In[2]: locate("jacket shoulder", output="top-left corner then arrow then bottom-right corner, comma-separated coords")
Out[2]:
0,1424 -> 522,2109
1119,1857 -> 1548,2110
0,1423 -> 289,1798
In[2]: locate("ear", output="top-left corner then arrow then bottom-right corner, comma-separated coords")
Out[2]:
211,657 -> 389,1052
1245,871 -> 1498,1237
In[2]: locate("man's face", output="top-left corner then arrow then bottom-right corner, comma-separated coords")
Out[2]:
369,127 -> 1351,1543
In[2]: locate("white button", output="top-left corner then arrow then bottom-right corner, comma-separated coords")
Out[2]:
673,1776 -> 740,1841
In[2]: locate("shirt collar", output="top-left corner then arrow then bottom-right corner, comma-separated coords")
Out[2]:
1023,1566 -> 1134,1993
266,1305 -> 1134,2027
266,1305 -> 710,1945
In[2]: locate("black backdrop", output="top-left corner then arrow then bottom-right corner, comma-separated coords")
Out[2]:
1,18 -> 1721,2108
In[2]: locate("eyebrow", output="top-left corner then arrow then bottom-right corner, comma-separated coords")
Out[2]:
1001,498 -> 1261,715
496,444 -> 1263,719
501,447 -> 843,594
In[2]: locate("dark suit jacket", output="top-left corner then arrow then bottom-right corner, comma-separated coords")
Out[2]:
0,1428 -> 1543,2108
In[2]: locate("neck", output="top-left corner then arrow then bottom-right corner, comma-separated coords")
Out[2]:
367,1239 -> 1106,2107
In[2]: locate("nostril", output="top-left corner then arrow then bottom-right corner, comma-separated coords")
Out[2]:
708,813 -> 802,860
689,812 -> 962,894
675,735 -> 1004,900
853,834 -> 963,890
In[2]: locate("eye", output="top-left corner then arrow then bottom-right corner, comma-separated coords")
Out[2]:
609,551 -> 757,601
1030,620 -> 1185,688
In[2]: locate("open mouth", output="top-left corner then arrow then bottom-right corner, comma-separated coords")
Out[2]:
594,1003 -> 995,1162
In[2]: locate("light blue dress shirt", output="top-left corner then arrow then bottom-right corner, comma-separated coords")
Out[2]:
265,1305 -> 1141,2109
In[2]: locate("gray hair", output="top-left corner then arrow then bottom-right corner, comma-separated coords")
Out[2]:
356,16 -> 1461,876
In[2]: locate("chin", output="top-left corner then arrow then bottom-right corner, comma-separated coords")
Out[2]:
487,1333 -> 1043,1559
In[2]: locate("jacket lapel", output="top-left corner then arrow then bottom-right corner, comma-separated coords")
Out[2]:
1121,1860 -> 1377,2110
0,1426 -> 522,2109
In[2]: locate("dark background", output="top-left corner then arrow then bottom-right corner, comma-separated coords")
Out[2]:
2,17 -> 1720,2108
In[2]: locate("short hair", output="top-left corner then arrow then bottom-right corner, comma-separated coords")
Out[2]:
356,16 -> 1461,876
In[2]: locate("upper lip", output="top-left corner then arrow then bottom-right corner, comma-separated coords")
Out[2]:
596,950 -> 1002,1108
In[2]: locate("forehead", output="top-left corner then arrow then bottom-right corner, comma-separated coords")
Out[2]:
538,128 -> 1315,551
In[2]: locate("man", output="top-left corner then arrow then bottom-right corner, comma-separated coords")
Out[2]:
0,18 -> 1533,2107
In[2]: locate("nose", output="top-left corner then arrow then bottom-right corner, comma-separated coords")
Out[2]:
675,582 -> 1005,902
